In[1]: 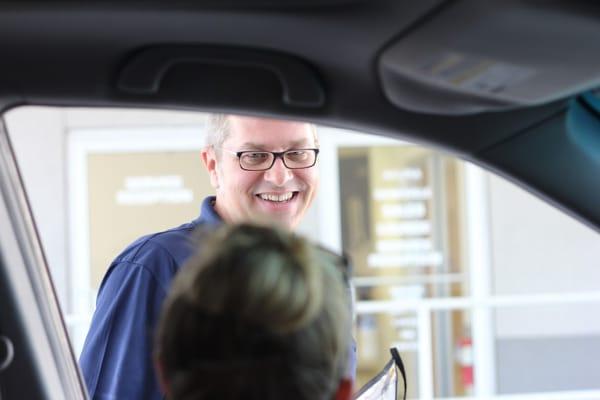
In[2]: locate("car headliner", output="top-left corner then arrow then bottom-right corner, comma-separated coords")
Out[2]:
0,0 -> 599,230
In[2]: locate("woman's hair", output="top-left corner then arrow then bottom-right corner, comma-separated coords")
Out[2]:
155,223 -> 350,400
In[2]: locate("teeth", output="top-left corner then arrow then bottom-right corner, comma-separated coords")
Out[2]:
259,192 -> 294,202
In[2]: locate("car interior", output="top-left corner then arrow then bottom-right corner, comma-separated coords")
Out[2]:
1,1 -> 599,399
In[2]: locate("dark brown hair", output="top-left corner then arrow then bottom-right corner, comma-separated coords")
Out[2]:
155,223 -> 350,400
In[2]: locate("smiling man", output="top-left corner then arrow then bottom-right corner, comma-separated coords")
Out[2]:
202,114 -> 319,229
79,114 -> 328,400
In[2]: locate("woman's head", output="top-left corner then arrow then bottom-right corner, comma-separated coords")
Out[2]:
155,223 -> 352,400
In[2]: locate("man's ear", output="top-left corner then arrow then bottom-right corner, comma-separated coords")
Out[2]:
154,357 -> 170,398
201,146 -> 220,189
334,378 -> 353,400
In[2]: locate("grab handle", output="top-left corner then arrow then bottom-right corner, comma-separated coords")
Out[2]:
117,45 -> 325,108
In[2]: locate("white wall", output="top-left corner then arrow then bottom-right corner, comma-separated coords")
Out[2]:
488,173 -> 600,337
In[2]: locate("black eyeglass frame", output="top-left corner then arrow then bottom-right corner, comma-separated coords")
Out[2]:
221,148 -> 320,171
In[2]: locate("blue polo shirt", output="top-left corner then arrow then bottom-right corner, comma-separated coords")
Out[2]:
79,196 -> 356,400
80,196 -> 221,400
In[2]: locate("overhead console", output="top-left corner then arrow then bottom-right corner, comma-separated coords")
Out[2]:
378,0 -> 600,115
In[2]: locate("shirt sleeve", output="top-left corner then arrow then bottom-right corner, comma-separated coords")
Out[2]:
79,259 -> 169,400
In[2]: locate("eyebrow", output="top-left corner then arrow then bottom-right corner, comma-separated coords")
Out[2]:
239,139 -> 312,150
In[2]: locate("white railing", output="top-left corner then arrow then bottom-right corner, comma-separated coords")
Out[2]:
356,291 -> 600,400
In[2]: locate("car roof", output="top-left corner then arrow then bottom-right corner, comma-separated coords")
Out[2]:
0,0 -> 599,230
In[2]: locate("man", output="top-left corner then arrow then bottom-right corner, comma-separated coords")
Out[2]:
79,114 -> 326,400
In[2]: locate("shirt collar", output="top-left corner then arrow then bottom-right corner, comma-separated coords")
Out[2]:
196,196 -> 222,226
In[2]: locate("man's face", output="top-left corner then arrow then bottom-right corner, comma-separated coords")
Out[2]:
202,116 -> 319,230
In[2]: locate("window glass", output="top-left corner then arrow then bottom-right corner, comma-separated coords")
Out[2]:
5,106 -> 600,399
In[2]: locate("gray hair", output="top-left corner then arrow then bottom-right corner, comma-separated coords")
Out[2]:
205,114 -> 232,149
205,113 -> 319,151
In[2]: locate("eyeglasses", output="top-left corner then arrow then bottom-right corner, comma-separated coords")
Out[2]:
220,148 -> 320,171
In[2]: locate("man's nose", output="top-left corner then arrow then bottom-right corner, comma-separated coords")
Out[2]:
264,157 -> 293,186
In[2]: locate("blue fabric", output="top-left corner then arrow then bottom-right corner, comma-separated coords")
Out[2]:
79,195 -> 356,400
80,196 -> 220,400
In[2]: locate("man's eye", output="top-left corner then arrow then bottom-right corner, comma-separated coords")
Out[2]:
286,150 -> 308,160
242,152 -> 269,163
247,152 -> 268,159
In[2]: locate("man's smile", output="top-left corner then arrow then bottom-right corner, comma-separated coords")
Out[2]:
256,191 -> 298,203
